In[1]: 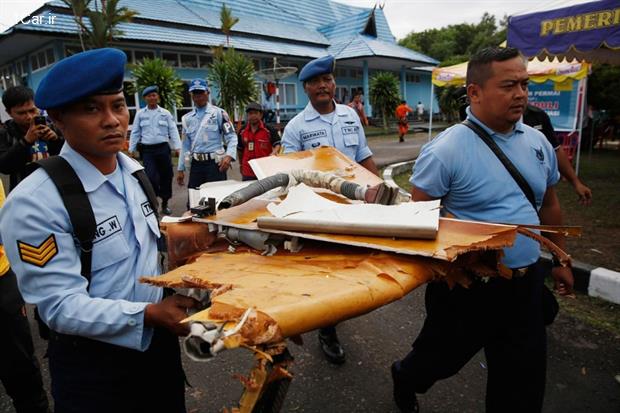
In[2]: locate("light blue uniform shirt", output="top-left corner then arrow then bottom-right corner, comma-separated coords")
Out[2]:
129,105 -> 181,152
177,103 -> 238,172
282,101 -> 373,162
0,144 -> 162,351
411,107 -> 559,268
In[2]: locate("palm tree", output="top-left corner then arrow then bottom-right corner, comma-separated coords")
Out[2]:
369,72 -> 401,132
129,58 -> 184,113
208,48 -> 257,118
220,3 -> 239,47
62,0 -> 137,50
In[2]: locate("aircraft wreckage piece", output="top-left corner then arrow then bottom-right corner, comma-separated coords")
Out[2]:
248,145 -> 383,186
256,183 -> 439,239
196,198 -> 518,262
218,169 -> 409,210
141,240 -> 503,350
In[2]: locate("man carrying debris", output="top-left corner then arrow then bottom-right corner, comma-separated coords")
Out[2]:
282,54 -> 379,365
0,48 -> 200,412
391,47 -> 574,413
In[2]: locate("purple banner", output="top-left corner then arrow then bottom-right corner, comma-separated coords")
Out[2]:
507,0 -> 620,57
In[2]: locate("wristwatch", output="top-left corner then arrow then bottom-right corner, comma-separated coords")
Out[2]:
551,256 -> 563,267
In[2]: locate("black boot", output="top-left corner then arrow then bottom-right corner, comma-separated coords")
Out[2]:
318,327 -> 345,364
161,200 -> 172,216
391,361 -> 419,413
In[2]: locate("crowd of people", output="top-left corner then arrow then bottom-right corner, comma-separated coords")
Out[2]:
0,46 -> 590,413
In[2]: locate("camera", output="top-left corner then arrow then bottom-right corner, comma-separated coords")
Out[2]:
34,115 -> 47,126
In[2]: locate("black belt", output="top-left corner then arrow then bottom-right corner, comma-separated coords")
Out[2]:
510,261 -> 538,278
49,330 -> 120,351
140,142 -> 169,150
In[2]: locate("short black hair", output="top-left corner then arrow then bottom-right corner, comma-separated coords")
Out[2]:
2,86 -> 34,112
400,100 -> 406,104
466,47 -> 523,87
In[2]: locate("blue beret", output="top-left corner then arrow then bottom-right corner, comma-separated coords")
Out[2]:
142,85 -> 158,97
35,48 -> 126,109
189,78 -> 209,93
299,55 -> 335,82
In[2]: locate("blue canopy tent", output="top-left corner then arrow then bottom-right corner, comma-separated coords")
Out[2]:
507,0 -> 620,173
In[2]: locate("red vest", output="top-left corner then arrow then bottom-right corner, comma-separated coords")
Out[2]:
240,122 -> 272,177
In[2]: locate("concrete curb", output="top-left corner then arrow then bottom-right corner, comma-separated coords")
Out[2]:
383,159 -> 620,305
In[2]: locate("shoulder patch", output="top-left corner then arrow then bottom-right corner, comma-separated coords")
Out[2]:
17,234 -> 58,267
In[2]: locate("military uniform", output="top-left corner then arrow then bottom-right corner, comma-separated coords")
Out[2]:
282,102 -> 372,162
129,93 -> 181,212
0,48 -> 187,413
393,107 -> 560,412
281,54 -> 375,365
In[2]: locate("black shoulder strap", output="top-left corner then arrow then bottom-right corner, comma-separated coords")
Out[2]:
34,157 -> 96,283
132,169 -> 159,222
462,119 -> 538,213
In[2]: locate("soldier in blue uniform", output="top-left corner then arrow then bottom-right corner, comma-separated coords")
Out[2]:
176,79 -> 237,191
282,55 -> 379,365
0,48 -> 200,413
129,85 -> 181,215
391,47 -> 574,413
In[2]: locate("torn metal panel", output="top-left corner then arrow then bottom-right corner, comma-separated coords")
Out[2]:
195,200 -> 518,261
141,240 -> 503,347
259,183 -> 440,239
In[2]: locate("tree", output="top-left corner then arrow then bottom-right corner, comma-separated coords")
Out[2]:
436,85 -> 464,123
220,3 -> 239,47
208,5 -> 256,121
588,64 -> 620,117
62,0 -> 137,50
369,72 -> 401,132
208,48 -> 257,118
399,13 -> 507,63
128,58 -> 184,112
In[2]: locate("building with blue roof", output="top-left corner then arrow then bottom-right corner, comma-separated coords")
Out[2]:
0,0 -> 439,123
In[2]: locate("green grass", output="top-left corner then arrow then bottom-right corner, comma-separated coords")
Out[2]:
556,149 -> 620,271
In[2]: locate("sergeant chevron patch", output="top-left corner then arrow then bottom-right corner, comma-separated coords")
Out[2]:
17,234 -> 58,267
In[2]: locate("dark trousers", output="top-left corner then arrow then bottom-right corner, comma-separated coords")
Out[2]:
0,268 -> 49,413
187,159 -> 227,189
141,143 -> 173,202
48,327 -> 186,413
395,260 -> 547,413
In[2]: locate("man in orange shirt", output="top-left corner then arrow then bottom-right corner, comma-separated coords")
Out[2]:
395,100 -> 414,143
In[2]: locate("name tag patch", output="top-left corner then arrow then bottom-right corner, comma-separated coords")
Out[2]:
141,201 -> 154,217
93,216 -> 122,244
341,126 -> 359,135
300,130 -> 327,141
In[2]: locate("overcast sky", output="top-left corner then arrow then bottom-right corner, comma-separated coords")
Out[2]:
0,0 -> 581,39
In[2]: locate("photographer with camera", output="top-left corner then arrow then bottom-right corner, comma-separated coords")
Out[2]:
0,86 -> 64,191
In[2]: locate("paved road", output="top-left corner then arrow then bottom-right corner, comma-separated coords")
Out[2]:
2,134 -> 619,412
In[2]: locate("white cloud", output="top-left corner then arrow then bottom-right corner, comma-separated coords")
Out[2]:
334,0 -> 573,39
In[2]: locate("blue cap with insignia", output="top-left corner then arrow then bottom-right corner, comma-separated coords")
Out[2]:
142,85 -> 158,97
35,48 -> 127,110
189,78 -> 209,93
298,55 -> 335,82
